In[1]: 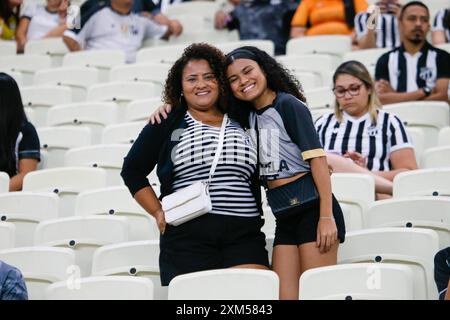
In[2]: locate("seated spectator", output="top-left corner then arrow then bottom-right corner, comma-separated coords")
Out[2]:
290,0 -> 368,38
355,0 -> 401,49
135,0 -> 182,36
214,0 -> 298,55
432,7 -> 449,45
0,260 -> 28,300
315,60 -> 418,198
15,0 -> 68,53
0,0 -> 22,40
62,0 -> 174,63
0,72 -> 40,191
435,247 -> 450,300
375,1 -> 450,104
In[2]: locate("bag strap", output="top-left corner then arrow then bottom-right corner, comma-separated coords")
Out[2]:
207,113 -> 228,183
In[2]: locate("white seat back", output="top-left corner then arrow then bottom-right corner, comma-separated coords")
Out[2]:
299,263 -> 414,300
0,192 -> 59,247
75,186 -> 160,241
0,222 -> 16,250
45,276 -> 154,300
366,197 -> 450,249
64,145 -> 131,186
168,269 -> 279,300
23,167 -> 108,217
338,228 -> 440,299
0,247 -> 76,300
331,173 -> 375,230
35,216 -> 129,276
91,240 -> 165,299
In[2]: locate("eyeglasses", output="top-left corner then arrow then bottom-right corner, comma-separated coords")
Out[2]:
332,84 -> 363,98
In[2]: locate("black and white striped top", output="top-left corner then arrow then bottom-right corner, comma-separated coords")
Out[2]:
315,110 -> 413,171
432,8 -> 450,43
172,112 -> 259,217
375,42 -> 450,92
355,12 -> 401,49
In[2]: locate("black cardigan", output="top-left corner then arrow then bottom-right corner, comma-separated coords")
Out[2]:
120,108 -> 264,216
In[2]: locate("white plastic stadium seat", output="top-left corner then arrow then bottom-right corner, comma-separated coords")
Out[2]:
35,216 -> 129,276
0,171 -> 9,193
75,186 -> 160,241
45,276 -> 154,300
0,192 -> 59,247
438,127 -> 450,146
366,197 -> 450,249
33,67 -> 100,101
304,87 -> 334,109
0,247 -> 75,300
136,44 -> 186,64
422,146 -> 450,169
91,240 -> 165,299
338,228 -> 439,300
64,144 -> 131,186
286,35 -> 352,57
342,48 -> 389,68
86,82 -> 162,108
276,54 -> 335,85
102,122 -> 146,144
299,263 -> 414,300
393,168 -> 450,198
383,101 -> 450,149
0,222 -> 15,250
21,85 -> 72,127
23,167 -> 108,217
0,54 -> 51,85
125,98 -> 164,122
168,269 -> 279,300
62,50 -> 126,82
37,127 -> 92,169
46,102 -> 119,144
331,173 -> 375,231
0,41 -> 16,56
293,71 -> 322,90
109,63 -> 170,85
24,38 -> 69,67
406,127 -> 425,165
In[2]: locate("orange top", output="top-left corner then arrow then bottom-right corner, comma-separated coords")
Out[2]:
291,0 -> 368,36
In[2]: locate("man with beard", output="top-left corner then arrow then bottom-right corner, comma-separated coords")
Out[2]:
374,1 -> 450,104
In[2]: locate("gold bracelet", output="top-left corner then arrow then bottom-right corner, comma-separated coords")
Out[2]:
320,216 -> 335,220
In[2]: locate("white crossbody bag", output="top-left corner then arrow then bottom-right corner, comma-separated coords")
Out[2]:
162,114 -> 228,226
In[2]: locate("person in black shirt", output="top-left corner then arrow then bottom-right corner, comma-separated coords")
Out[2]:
0,72 -> 40,191
435,247 -> 450,300
375,1 -> 450,104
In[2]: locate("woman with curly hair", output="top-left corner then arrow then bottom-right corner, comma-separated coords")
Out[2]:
224,46 -> 346,300
121,43 -> 269,287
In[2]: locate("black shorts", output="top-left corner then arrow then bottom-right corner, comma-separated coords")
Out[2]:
159,213 -> 269,286
273,194 -> 346,246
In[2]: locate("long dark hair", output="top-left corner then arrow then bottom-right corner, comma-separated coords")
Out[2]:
0,0 -> 20,26
224,46 -> 306,128
0,72 -> 27,176
163,43 -> 229,114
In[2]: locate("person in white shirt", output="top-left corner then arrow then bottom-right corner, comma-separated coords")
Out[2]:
15,0 -> 67,52
63,0 -> 172,63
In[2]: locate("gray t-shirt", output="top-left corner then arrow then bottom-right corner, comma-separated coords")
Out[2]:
249,92 -> 325,181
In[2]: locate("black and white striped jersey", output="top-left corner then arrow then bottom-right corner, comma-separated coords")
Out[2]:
355,12 -> 401,48
432,8 -> 450,43
375,42 -> 450,92
315,110 -> 413,171
172,112 -> 259,217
